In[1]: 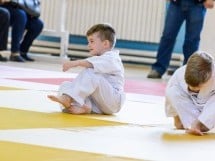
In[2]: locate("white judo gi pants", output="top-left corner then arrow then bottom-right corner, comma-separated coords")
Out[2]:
165,86 -> 215,129
58,68 -> 124,114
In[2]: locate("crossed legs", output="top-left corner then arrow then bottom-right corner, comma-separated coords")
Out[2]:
47,94 -> 91,114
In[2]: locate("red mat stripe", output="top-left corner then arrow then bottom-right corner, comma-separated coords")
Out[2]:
9,78 -> 166,96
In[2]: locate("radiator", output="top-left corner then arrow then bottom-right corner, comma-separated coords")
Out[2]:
40,0 -> 165,42
65,0 -> 165,42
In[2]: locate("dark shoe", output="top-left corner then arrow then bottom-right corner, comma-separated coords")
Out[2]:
21,54 -> 35,61
147,69 -> 162,79
0,54 -> 7,62
10,54 -> 25,62
167,68 -> 176,76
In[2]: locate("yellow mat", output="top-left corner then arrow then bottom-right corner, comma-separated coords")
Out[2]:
1,68 -> 215,161
0,108 -> 124,129
0,141 -> 142,161
1,126 -> 215,161
0,86 -> 24,90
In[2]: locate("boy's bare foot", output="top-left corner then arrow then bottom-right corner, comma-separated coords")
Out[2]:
62,104 -> 91,114
174,116 -> 184,129
47,94 -> 72,108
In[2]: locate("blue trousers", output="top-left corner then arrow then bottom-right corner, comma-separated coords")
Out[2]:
0,7 -> 10,51
3,5 -> 43,53
152,0 -> 206,75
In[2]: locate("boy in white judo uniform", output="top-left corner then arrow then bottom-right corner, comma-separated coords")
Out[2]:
48,23 -> 125,115
165,51 -> 215,135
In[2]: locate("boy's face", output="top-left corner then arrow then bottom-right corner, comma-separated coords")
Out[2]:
188,84 -> 204,93
87,32 -> 109,56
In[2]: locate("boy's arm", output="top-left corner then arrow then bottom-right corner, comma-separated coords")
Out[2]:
174,116 -> 184,129
62,59 -> 93,72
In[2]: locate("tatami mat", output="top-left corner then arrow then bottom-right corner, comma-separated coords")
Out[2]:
0,65 -> 214,161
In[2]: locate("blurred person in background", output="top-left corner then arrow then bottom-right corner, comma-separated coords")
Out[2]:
0,4 -> 10,62
0,0 -> 43,62
147,0 -> 214,79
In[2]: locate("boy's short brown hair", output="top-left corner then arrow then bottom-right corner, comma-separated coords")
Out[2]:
185,51 -> 214,87
86,23 -> 116,48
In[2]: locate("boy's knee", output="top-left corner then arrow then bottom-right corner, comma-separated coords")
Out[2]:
102,106 -> 121,115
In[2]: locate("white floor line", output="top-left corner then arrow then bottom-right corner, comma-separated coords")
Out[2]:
0,65 -> 77,79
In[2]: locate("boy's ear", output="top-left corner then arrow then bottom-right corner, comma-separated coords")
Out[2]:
103,40 -> 111,48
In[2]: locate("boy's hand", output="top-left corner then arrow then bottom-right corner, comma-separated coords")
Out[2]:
186,128 -> 204,136
186,122 -> 203,136
186,120 -> 208,136
204,0 -> 214,9
62,60 -> 79,72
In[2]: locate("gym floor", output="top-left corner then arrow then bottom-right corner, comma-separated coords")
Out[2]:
0,53 -> 215,161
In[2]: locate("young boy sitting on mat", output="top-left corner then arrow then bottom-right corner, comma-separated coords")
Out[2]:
165,51 -> 215,135
48,23 -> 125,115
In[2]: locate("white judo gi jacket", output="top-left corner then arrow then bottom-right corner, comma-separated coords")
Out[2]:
165,65 -> 215,129
59,49 -> 126,114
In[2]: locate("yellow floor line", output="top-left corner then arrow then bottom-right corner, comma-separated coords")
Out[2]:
0,86 -> 24,90
0,108 -> 125,130
0,141 -> 143,161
